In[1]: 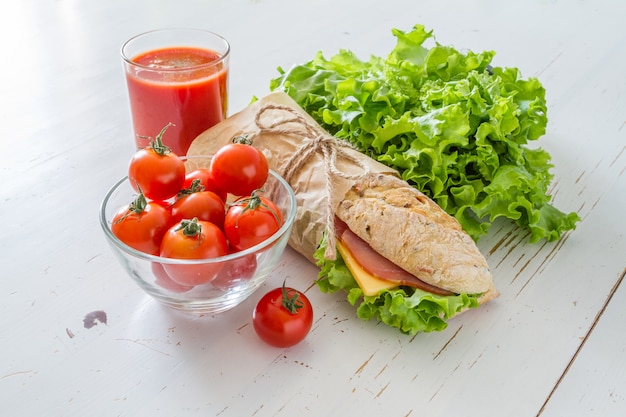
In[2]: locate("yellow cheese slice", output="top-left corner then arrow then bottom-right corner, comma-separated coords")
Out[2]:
336,240 -> 397,297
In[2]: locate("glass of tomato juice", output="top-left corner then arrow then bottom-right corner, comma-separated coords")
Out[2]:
121,28 -> 230,156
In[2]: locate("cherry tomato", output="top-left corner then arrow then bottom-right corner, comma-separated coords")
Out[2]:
253,281 -> 313,348
111,191 -> 172,255
128,123 -> 186,201
183,169 -> 227,202
224,192 -> 283,251
170,182 -> 226,228
211,250 -> 258,291
160,218 -> 228,286
151,262 -> 194,293
151,199 -> 173,212
209,135 -> 269,196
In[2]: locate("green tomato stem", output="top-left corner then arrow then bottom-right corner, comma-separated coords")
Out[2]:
231,134 -> 253,146
151,122 -> 175,156
229,190 -> 282,227
177,217 -> 203,238
115,187 -> 148,224
281,279 -> 304,314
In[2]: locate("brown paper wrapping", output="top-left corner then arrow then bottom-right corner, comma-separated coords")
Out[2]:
187,91 -> 398,264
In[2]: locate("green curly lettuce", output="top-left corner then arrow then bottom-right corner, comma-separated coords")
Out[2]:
314,235 -> 481,334
270,24 -> 579,242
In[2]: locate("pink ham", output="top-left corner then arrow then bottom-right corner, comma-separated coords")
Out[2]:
335,218 -> 454,296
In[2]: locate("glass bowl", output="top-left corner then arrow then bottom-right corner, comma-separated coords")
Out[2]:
99,156 -> 296,314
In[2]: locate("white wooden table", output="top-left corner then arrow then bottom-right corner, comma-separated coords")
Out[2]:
1,1 -> 624,416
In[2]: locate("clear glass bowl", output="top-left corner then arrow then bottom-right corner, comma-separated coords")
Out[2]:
99,156 -> 296,314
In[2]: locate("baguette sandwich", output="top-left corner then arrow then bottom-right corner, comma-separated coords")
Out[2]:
314,172 -> 498,334
188,92 -> 498,334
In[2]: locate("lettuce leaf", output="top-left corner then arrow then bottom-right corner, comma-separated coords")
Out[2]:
314,235 -> 480,334
270,24 -> 580,242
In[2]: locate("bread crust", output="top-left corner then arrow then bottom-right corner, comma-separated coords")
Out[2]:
335,173 -> 494,295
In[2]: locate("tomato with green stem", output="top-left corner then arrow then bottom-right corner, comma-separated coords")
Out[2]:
209,135 -> 269,197
159,218 -> 228,286
128,123 -> 186,201
111,190 -> 172,255
224,191 -> 283,251
253,281 -> 313,347
183,168 -> 227,202
170,179 -> 226,228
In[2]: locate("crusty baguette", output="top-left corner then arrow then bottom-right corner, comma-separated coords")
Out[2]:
336,172 -> 494,295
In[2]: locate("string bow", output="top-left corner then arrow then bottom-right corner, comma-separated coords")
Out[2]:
253,104 -> 370,258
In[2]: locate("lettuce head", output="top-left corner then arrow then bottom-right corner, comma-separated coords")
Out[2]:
270,24 -> 580,242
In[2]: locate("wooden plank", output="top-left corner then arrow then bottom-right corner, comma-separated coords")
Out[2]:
539,269 -> 626,417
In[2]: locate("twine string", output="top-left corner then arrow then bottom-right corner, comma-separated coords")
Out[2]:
252,104 -> 370,258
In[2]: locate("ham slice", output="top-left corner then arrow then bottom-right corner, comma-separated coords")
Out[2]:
335,218 -> 455,296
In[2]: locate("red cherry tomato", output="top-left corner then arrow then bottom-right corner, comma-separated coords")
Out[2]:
211,250 -> 258,290
253,281 -> 313,348
183,169 -> 227,202
111,192 -> 172,255
224,192 -> 283,251
170,185 -> 226,228
151,262 -> 194,293
159,218 -> 228,286
128,123 -> 186,201
209,136 -> 269,196
151,199 -> 173,212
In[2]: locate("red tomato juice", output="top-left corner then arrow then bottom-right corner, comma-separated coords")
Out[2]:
125,46 -> 228,156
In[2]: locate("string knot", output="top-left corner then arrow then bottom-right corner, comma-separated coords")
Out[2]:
253,104 -> 370,259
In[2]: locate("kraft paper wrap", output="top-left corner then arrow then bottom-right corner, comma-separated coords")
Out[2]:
187,91 -> 398,264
